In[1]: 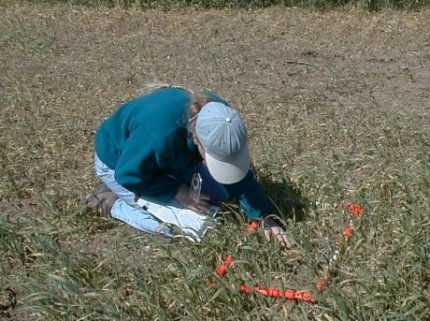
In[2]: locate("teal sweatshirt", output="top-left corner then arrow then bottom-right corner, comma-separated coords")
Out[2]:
95,87 -> 274,218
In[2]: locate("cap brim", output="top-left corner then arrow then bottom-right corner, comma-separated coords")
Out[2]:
205,146 -> 251,185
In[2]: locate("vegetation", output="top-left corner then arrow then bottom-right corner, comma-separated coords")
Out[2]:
18,0 -> 430,11
1,2 -> 429,320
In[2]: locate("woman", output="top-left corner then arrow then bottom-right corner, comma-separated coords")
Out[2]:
86,84 -> 292,247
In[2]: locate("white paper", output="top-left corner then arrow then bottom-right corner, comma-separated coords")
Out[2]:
135,197 -> 219,241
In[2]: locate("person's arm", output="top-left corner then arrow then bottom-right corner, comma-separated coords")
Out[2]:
225,171 -> 293,248
224,171 -> 273,218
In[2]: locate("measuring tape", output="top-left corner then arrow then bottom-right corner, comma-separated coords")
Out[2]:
212,203 -> 364,304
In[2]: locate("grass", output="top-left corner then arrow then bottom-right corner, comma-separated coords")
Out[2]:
1,2 -> 429,320
16,0 -> 430,10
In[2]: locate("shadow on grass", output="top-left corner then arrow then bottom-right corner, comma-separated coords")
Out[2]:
217,174 -> 311,229
259,176 -> 311,224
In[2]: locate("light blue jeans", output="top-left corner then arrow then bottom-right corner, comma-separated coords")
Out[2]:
95,154 -> 229,237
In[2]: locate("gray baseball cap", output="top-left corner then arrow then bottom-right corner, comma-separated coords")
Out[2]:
195,102 -> 250,184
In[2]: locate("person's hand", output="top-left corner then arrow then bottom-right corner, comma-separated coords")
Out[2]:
262,217 -> 293,248
175,185 -> 211,213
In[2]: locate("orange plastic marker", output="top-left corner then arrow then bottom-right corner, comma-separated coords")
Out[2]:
211,203 -> 363,305
240,285 -> 317,304
343,224 -> 353,237
247,221 -> 261,232
216,255 -> 234,277
316,275 -> 329,291
346,203 -> 363,217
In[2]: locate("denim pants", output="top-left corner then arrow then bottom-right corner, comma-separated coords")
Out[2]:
95,154 -> 229,237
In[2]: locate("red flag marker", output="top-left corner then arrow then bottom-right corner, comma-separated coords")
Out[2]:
343,224 -> 353,237
216,255 -> 234,277
247,221 -> 261,232
346,203 -> 363,217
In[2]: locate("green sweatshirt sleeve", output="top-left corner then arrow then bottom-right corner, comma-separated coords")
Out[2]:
225,171 -> 275,219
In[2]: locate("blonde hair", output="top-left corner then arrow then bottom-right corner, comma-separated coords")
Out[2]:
137,82 -> 172,96
188,90 -> 212,118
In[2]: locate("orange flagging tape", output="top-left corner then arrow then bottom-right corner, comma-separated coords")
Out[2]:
343,224 -> 353,237
240,285 -> 318,304
216,255 -> 234,277
214,255 -> 318,303
346,203 -> 363,217
316,275 -> 329,292
247,220 -> 261,232
213,202 -> 363,304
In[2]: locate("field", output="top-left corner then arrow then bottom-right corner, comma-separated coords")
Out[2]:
1,2 -> 429,320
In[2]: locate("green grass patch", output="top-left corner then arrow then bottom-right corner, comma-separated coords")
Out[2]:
1,3 -> 429,320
